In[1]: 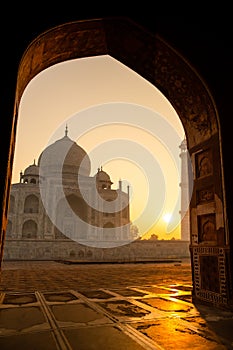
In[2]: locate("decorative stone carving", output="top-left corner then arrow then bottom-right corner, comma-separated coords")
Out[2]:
195,150 -> 213,178
155,39 -> 218,147
198,214 -> 217,243
197,187 -> 214,204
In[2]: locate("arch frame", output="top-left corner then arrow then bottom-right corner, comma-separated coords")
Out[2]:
1,17 -> 232,309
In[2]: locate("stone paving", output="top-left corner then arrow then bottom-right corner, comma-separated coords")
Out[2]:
0,260 -> 233,349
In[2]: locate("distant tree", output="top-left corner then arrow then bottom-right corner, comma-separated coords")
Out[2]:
170,237 -> 176,240
149,234 -> 159,240
130,224 -> 140,239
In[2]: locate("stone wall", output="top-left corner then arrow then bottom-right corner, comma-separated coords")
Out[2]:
3,239 -> 190,262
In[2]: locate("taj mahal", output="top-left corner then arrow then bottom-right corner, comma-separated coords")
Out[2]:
4,128 -> 190,261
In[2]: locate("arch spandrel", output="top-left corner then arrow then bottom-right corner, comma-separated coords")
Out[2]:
16,17 -> 157,108
17,17 -> 218,151
10,17 -> 232,310
16,19 -> 108,104
103,17 -> 156,86
154,37 -> 218,148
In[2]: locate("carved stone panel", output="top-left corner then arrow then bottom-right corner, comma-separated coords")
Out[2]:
200,255 -> 220,293
198,213 -> 217,244
191,246 -> 229,307
195,149 -> 213,178
155,38 -> 218,148
197,186 -> 214,204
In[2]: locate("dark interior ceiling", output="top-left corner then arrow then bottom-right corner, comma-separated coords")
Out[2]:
1,9 -> 232,151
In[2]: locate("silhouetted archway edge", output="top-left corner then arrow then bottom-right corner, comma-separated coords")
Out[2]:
1,17 -> 233,310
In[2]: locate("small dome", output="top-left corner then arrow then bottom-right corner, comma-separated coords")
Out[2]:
95,167 -> 111,182
24,162 -> 39,176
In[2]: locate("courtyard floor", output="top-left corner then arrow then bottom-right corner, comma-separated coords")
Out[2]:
0,259 -> 233,349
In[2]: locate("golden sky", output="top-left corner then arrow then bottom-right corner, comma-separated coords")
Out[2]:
13,55 -> 185,240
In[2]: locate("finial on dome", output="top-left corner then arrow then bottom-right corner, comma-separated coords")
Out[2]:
65,124 -> 68,137
33,159 -> 36,165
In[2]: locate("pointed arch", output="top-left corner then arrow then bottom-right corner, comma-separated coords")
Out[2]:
1,17 -> 232,310
22,219 -> 37,238
24,194 -> 39,213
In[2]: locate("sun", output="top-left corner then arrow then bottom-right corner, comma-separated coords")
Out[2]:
163,213 -> 172,223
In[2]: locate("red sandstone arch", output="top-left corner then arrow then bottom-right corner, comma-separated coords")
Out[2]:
1,17 -> 232,309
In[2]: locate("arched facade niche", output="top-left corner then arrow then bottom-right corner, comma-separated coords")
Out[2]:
55,196 -> 75,240
24,194 -> 39,213
22,219 -> 37,239
55,194 -> 88,240
66,194 -> 88,222
1,17 -> 232,310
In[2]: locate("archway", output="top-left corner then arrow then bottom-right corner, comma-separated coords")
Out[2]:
22,219 -> 37,239
1,17 -> 232,310
24,194 -> 39,213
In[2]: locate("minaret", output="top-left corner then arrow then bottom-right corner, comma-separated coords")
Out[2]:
179,138 -> 190,241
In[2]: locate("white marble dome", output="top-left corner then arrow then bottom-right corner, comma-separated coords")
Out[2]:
38,133 -> 91,177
